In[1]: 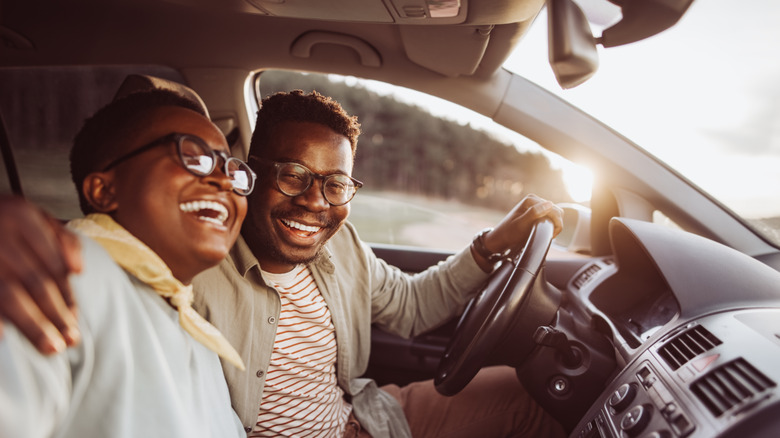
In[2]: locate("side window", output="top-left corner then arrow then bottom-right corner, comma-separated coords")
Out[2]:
0,66 -> 186,219
255,70 -> 592,251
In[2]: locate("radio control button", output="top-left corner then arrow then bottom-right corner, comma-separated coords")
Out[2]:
620,404 -> 652,437
609,383 -> 637,413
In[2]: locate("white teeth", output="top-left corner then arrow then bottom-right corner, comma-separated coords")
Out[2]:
282,219 -> 321,233
179,200 -> 229,226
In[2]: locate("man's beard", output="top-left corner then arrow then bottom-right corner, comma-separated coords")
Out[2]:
257,205 -> 338,268
262,233 -> 325,267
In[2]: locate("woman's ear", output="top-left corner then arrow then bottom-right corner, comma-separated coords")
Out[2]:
82,172 -> 118,213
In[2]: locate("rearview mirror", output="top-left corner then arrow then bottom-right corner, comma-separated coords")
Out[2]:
547,0 -> 599,89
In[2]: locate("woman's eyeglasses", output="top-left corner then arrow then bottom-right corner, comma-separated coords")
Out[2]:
102,133 -> 256,196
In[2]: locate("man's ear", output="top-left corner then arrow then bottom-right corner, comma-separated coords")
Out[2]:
82,172 -> 118,213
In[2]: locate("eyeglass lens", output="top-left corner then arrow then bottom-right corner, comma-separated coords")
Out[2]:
179,136 -> 254,195
275,162 -> 358,205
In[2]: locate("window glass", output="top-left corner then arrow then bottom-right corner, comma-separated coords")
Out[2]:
256,70 -> 587,251
0,66 -> 185,219
504,0 -> 780,247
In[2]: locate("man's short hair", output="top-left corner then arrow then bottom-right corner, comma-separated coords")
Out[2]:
70,89 -> 207,214
248,90 -> 361,160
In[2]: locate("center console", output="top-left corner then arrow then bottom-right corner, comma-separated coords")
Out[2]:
571,309 -> 780,438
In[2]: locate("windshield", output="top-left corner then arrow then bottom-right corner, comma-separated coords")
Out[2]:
504,0 -> 780,244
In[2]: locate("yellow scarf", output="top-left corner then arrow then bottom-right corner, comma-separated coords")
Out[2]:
68,213 -> 245,371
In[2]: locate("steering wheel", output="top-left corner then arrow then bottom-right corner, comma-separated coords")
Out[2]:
434,218 -> 561,396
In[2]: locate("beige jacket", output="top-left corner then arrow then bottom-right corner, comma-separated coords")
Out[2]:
192,222 -> 489,437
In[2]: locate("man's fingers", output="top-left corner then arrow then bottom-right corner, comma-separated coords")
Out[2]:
531,202 -> 564,237
491,195 -> 565,250
0,279 -> 68,354
0,250 -> 80,348
21,272 -> 81,346
531,200 -> 554,216
21,217 -> 74,285
50,221 -> 82,314
0,196 -> 77,284
0,211 -> 81,349
550,204 -> 564,237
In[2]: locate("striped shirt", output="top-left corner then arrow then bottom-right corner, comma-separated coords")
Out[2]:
250,264 -> 351,437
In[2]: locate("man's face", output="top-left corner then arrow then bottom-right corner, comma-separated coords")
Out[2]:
243,120 -> 353,274
103,106 -> 247,283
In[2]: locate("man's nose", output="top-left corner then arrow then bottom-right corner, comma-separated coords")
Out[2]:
293,178 -> 329,211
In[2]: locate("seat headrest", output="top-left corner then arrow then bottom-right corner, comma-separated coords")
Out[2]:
113,74 -> 210,119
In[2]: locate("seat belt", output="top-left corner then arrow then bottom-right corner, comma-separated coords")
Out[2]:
0,110 -> 24,196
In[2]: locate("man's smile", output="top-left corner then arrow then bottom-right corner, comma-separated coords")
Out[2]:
280,218 -> 323,237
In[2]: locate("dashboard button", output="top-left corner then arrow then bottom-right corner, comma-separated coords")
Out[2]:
670,412 -> 695,436
620,404 -> 652,437
608,383 -> 637,412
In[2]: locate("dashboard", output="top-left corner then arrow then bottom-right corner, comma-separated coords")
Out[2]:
523,218 -> 780,437
572,308 -> 780,438
368,216 -> 780,437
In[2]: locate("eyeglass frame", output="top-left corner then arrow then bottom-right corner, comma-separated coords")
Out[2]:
252,158 -> 363,206
101,132 -> 257,196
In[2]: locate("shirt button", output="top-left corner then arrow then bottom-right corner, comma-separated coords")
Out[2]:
267,316 -> 277,324
256,370 -> 264,378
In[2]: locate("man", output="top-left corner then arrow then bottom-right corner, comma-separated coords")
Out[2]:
192,90 -> 565,437
0,89 -> 565,437
0,89 -> 254,437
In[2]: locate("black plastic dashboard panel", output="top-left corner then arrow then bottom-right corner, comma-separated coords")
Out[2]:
607,219 -> 780,318
567,218 -> 780,437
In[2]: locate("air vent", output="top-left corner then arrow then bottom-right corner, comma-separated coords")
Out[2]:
691,358 -> 775,417
658,325 -> 722,370
573,263 -> 601,289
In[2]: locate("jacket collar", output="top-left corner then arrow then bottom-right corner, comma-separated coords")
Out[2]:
232,233 -> 336,278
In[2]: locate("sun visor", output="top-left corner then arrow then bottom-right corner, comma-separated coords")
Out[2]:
399,25 -> 490,77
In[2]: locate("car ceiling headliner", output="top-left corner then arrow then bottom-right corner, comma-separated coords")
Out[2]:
0,0 -> 546,79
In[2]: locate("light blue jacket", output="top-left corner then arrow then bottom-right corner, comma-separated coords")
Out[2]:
0,236 -> 244,438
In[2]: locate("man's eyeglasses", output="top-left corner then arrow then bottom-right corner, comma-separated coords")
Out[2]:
102,133 -> 257,196
264,161 -> 363,206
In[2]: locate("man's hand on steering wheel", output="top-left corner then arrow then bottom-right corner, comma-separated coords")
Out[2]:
436,194 -> 564,396
470,194 -> 564,273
